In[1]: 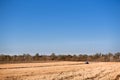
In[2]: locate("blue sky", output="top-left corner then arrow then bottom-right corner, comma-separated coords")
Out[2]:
0,0 -> 120,55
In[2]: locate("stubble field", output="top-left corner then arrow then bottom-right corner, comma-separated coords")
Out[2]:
0,61 -> 120,80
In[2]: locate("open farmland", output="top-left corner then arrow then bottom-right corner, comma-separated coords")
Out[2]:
0,62 -> 120,80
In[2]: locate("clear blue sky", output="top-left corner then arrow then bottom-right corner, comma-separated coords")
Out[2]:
0,0 -> 120,55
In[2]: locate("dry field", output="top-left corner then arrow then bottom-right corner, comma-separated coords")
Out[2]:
0,61 -> 120,80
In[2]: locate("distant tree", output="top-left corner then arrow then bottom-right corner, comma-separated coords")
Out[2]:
114,52 -> 120,61
57,55 -> 66,61
50,53 -> 56,60
34,53 -> 40,60
65,55 -> 72,61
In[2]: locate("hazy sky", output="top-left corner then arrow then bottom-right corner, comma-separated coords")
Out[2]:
0,0 -> 120,55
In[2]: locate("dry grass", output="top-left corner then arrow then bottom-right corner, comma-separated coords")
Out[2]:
0,61 -> 120,80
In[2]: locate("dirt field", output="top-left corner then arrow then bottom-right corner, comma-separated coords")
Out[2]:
0,61 -> 120,80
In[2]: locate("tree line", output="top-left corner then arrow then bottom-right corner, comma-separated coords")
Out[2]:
0,52 -> 120,63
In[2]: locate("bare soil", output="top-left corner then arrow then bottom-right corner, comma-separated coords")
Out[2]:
0,61 -> 120,80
